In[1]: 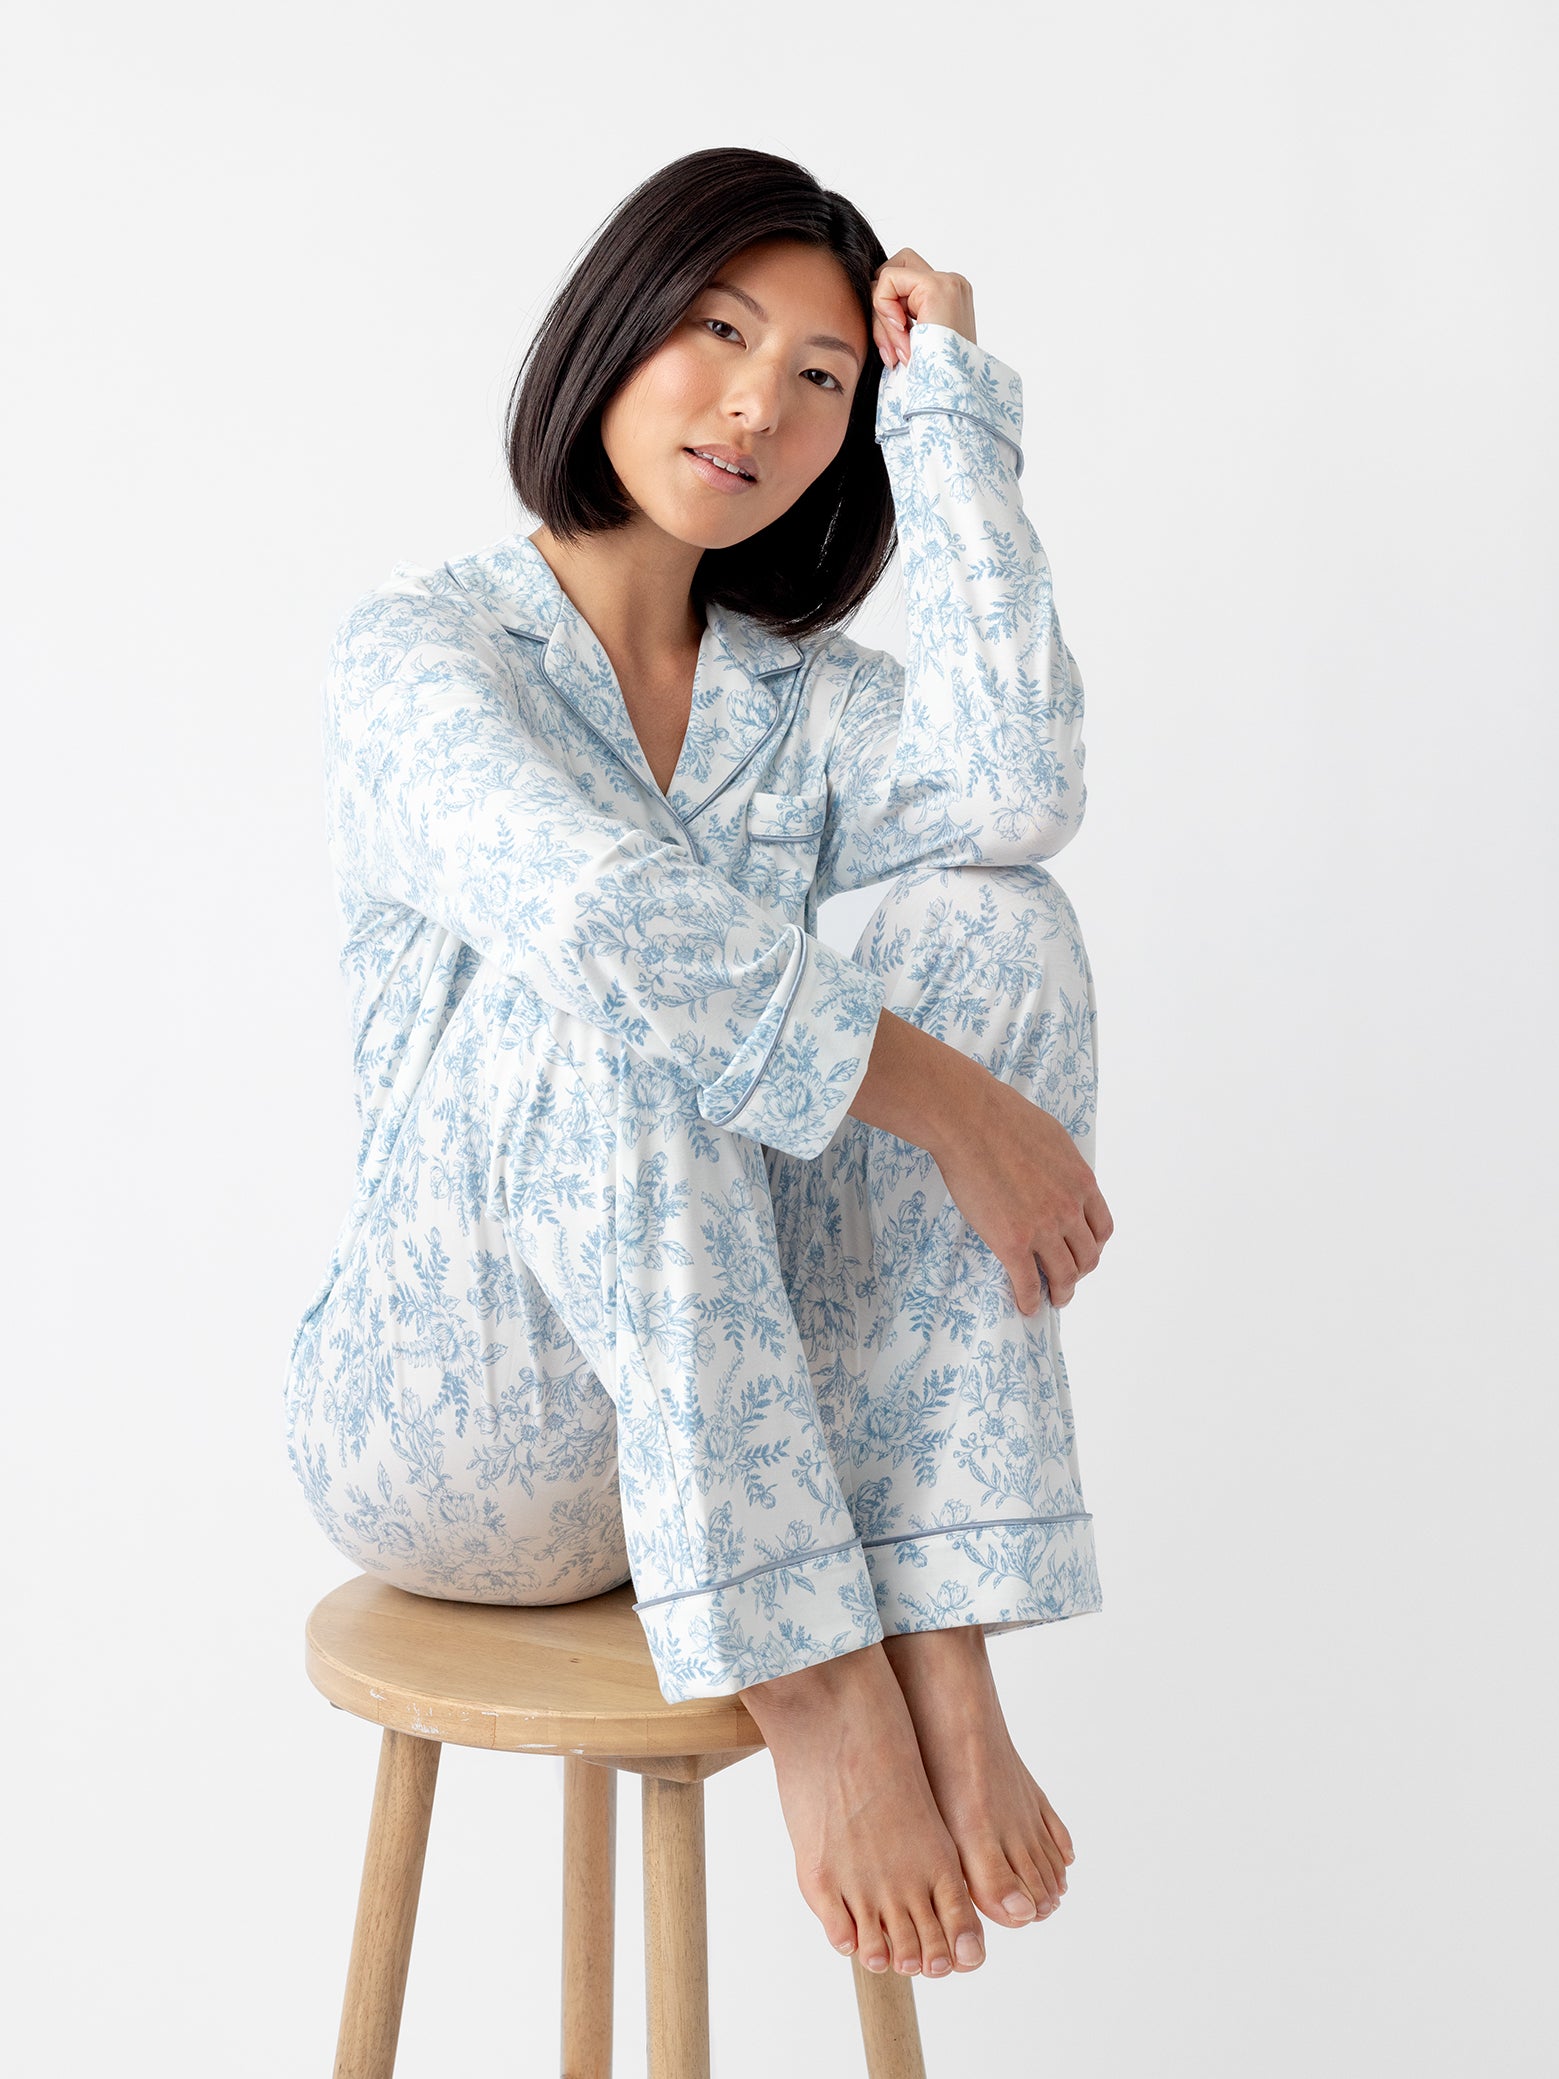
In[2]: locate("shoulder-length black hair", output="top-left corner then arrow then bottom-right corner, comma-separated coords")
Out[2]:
505,147 -> 895,643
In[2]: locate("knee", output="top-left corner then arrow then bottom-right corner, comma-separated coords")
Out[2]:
850,861 -> 1089,993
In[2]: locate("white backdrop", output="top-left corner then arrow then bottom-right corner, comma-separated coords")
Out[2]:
5,3 -> 1554,2072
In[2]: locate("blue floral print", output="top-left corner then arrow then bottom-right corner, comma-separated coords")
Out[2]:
282,319 -> 1103,1703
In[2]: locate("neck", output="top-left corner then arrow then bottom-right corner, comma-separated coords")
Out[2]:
528,518 -> 707,664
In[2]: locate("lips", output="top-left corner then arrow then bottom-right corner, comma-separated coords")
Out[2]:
685,444 -> 759,482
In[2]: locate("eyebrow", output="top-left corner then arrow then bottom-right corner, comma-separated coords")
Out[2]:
703,278 -> 863,368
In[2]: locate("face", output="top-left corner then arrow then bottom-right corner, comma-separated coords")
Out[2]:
598,237 -> 868,550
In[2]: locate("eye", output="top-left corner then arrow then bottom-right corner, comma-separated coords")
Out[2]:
700,318 -> 846,394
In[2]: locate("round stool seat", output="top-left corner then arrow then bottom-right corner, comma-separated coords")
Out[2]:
305,1574 -> 762,1769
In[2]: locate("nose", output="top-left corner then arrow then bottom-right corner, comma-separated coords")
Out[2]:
720,355 -> 782,433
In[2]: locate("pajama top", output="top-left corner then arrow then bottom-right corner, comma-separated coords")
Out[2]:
295,319 -> 1088,1345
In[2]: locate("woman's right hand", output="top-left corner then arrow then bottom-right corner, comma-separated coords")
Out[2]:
870,246 -> 978,366
929,1068 -> 1113,1313
848,1010 -> 1112,1312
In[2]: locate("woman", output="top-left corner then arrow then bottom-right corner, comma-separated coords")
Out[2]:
283,145 -> 1114,1984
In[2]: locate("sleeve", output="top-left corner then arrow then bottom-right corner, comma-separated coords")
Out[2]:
322,579 -> 889,1160
812,319 -> 1088,905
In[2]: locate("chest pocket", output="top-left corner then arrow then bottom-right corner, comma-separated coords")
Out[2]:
744,786 -> 828,914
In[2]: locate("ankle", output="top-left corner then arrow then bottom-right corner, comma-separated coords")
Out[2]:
740,1640 -> 890,1721
882,1624 -> 997,1708
882,1622 -> 989,1668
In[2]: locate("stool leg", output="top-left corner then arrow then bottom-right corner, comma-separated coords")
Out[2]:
850,1953 -> 928,2079
641,1771 -> 709,2079
333,1728 -> 442,2079
561,1757 -> 616,2078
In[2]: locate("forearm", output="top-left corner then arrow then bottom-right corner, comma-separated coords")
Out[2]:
846,1005 -> 994,1160
817,326 -> 1087,905
878,325 -> 1068,817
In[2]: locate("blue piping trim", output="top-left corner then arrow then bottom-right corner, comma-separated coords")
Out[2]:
501,625 -> 699,854
631,1511 -> 1093,1612
684,653 -> 810,824
860,1511 -> 1091,1548
702,925 -> 809,1130
632,1531 -> 865,1611
879,406 -> 1025,479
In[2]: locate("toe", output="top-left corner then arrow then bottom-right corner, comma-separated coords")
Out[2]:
800,1868 -> 865,1956
912,1891 -> 954,1979
824,1902 -> 860,1958
960,1831 -> 1038,1927
1014,1847 -> 1059,1917
1038,1790 -> 1074,1864
882,1904 -> 923,1975
1016,1833 -> 1062,1906
932,1871 -> 985,1973
853,1909 -> 892,1974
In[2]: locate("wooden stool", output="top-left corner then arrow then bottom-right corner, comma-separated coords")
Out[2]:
305,1574 -> 929,2077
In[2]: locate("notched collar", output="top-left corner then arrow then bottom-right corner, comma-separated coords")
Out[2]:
445,528 -> 805,821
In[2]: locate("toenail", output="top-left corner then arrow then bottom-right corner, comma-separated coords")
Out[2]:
956,1933 -> 984,1964
1004,1892 -> 1037,1919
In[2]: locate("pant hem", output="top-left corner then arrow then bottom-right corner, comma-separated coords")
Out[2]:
631,1532 -> 867,1610
632,1539 -> 884,1704
864,1508 -> 1103,1636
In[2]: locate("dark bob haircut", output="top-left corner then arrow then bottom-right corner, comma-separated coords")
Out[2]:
505,146 -> 896,643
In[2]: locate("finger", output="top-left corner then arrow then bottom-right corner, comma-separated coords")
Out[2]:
872,268 -> 921,302
873,302 -> 913,357
877,324 -> 911,369
874,247 -> 932,285
1066,1220 -> 1103,1278
1038,1237 -> 1083,1308
1008,1253 -> 1045,1316
871,315 -> 904,368
871,259 -> 947,320
870,266 -> 927,331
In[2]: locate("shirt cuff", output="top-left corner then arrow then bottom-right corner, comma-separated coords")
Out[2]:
875,319 -> 1026,477
698,925 -> 889,1160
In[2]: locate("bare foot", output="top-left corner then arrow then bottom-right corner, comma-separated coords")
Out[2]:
880,1625 -> 1075,1932
739,1641 -> 990,1978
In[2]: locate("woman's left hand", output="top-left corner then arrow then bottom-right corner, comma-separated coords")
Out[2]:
870,249 -> 978,367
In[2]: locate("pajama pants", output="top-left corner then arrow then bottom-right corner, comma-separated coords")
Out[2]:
282,860 -> 1104,1704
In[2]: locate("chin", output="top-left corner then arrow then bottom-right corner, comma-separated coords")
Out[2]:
653,504 -> 756,553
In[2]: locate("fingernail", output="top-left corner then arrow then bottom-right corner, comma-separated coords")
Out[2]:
956,1932 -> 984,1964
